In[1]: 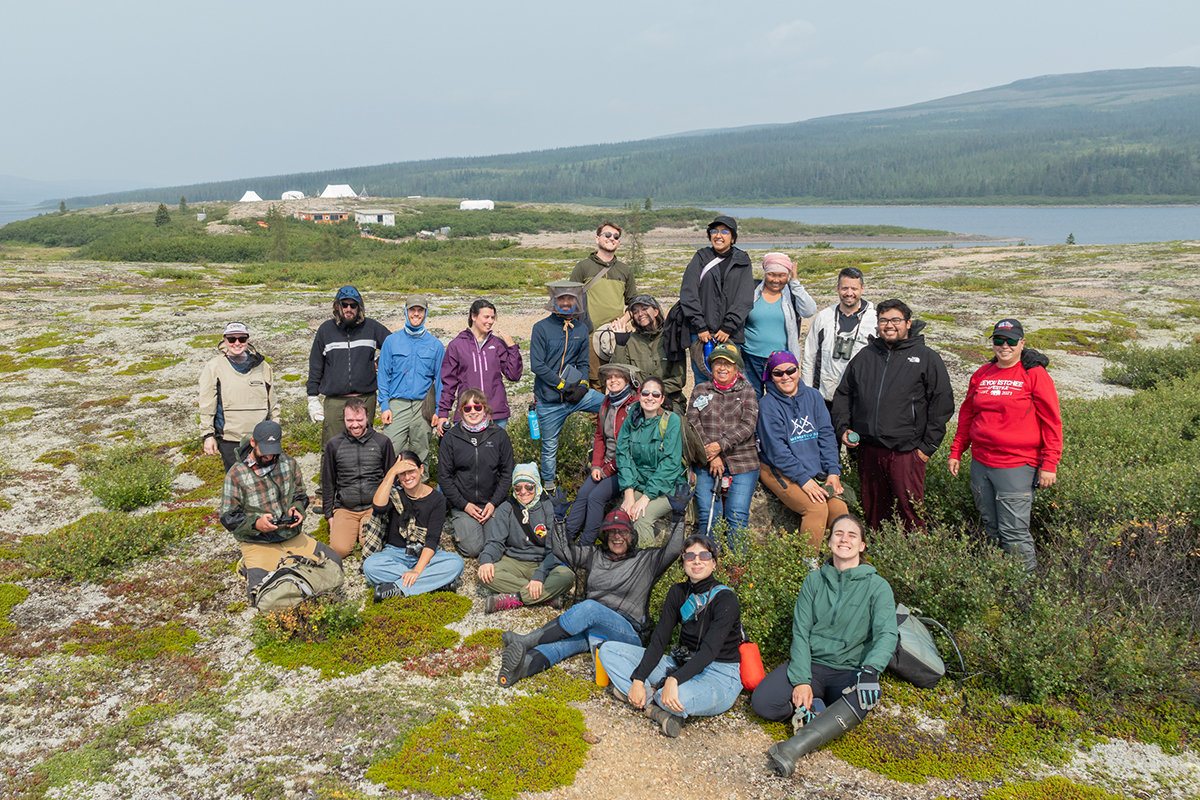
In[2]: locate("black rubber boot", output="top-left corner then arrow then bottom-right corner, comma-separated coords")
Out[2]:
767,695 -> 865,778
497,620 -> 558,687
644,703 -> 682,738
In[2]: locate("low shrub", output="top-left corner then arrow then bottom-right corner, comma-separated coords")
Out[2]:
505,409 -> 594,493
82,446 -> 174,511
280,397 -> 321,458
982,777 -> 1131,800
23,511 -> 193,582
1102,336 -> 1200,389
0,583 -> 29,634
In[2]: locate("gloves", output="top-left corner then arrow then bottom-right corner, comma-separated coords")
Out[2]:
308,396 -> 325,423
855,666 -> 881,710
562,384 -> 588,404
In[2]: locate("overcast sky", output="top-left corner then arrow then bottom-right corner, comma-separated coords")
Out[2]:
4,0 -> 1199,190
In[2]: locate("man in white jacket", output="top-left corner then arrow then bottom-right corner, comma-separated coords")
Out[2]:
801,268 -> 876,412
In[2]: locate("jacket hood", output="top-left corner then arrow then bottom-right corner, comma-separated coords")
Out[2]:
819,561 -> 879,582
332,299 -> 366,328
989,346 -> 1050,370
599,526 -> 640,558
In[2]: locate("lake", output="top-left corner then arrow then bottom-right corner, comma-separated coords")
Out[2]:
710,205 -> 1200,247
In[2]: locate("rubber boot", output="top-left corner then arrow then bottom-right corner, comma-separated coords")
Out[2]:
644,703 -> 682,738
767,695 -> 865,778
497,620 -> 557,687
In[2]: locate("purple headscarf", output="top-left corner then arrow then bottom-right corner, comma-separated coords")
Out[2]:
763,351 -> 800,384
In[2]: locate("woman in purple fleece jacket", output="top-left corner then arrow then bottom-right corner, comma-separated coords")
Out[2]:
437,299 -> 524,432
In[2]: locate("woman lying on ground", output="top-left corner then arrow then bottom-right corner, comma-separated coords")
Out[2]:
438,389 -> 515,559
477,463 -> 576,613
756,351 -> 847,550
362,450 -> 465,602
599,534 -> 743,738
750,514 -> 898,777
497,508 -> 685,688
617,376 -> 684,547
565,362 -> 639,543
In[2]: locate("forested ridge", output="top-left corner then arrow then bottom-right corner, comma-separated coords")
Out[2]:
66,68 -> 1200,208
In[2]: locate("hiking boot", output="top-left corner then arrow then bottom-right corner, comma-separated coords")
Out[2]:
498,650 -> 533,688
606,685 -> 629,704
435,576 -> 463,594
372,582 -> 404,603
486,593 -> 524,614
548,595 -> 567,610
644,703 -> 682,738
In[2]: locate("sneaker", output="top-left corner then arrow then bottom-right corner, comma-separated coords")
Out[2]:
548,596 -> 567,610
435,576 -> 463,594
486,594 -> 524,613
606,685 -> 629,704
310,503 -> 323,516
372,582 -> 404,603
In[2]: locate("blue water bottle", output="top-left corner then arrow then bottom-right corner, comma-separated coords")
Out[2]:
703,338 -> 715,367
527,403 -> 541,440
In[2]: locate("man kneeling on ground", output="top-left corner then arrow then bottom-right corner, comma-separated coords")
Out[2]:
220,420 -> 342,599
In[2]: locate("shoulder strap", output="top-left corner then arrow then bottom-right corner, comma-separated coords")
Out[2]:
581,264 -> 613,294
698,256 -> 725,284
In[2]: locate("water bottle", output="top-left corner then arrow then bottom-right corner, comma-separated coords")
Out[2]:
847,431 -> 860,445
527,403 -> 541,440
703,338 -> 715,365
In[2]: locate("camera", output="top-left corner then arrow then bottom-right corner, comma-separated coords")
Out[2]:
270,515 -> 298,527
832,333 -> 855,361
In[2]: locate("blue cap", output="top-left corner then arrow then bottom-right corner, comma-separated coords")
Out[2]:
335,286 -> 362,303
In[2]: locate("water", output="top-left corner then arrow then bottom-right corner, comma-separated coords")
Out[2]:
710,205 -> 1200,247
0,203 -> 58,228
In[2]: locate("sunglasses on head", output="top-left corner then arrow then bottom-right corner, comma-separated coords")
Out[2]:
640,390 -> 662,398
340,301 -> 359,309
461,403 -> 484,413
682,551 -> 714,562
601,231 -> 620,240
514,482 -> 536,493
772,366 -> 798,377
993,336 -> 1020,347
225,335 -> 248,344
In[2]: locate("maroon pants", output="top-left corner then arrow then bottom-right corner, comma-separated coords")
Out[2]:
856,443 -> 927,530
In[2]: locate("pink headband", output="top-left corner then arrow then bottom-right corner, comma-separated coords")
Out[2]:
762,252 -> 794,275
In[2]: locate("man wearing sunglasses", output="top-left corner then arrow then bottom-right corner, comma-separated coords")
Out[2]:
570,222 -> 638,386
198,322 -> 280,472
831,299 -> 954,531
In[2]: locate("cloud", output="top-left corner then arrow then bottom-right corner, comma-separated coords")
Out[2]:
765,19 -> 817,47
1153,44 -> 1200,67
861,47 -> 942,75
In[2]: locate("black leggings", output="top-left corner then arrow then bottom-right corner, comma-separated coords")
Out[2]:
750,661 -> 866,722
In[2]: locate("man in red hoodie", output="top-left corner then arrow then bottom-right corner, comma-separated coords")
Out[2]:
436,299 -> 524,434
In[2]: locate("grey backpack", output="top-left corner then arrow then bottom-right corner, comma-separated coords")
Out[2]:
886,604 -> 950,689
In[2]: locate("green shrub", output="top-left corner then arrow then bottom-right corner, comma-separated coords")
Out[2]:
1102,337 -> 1200,389
0,583 -> 29,634
366,697 -> 589,800
505,409 -> 594,492
23,511 -> 193,582
81,446 -> 175,511
982,776 -> 1132,800
280,397 -> 321,458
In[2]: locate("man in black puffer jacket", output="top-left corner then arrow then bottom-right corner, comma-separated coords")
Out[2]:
322,398 -> 396,558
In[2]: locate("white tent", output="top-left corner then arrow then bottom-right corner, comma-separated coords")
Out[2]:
459,199 -> 495,210
320,184 -> 357,199
281,190 -> 304,200
239,191 -> 263,202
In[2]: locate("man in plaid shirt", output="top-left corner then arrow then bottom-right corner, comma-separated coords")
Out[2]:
221,420 -> 342,598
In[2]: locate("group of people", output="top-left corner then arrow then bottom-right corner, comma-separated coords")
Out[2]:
204,214 -> 1064,759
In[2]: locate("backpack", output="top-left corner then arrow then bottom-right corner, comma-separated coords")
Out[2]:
659,411 -> 707,468
887,603 -> 954,689
250,552 -> 345,613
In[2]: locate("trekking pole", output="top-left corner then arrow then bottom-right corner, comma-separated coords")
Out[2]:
705,473 -> 720,537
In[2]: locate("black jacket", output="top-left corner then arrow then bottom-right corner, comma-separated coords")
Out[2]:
830,321 -> 955,456
306,317 -> 391,398
321,428 -> 396,516
678,246 -> 754,344
437,422 -> 515,510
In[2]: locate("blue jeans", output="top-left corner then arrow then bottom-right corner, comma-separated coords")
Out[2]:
532,599 -> 642,667
565,473 -> 619,542
535,390 -> 604,484
695,467 -> 760,551
361,545 -> 465,596
599,641 -> 743,719
743,353 -> 769,398
494,417 -> 508,430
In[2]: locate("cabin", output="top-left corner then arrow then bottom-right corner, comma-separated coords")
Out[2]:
295,210 -> 352,224
354,209 -> 395,226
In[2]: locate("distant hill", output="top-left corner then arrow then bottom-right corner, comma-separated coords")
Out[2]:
65,67 -> 1200,208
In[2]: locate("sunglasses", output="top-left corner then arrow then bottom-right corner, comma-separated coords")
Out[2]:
771,366 -> 799,378
993,336 -> 1020,347
461,403 -> 484,413
514,482 -> 536,493
225,335 -> 248,344
340,301 -> 359,309
601,231 -> 620,240
640,390 -> 663,398
682,551 -> 714,562
606,530 -> 631,538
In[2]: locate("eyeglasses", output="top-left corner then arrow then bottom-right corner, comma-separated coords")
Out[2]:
708,228 -> 732,237
601,231 -> 620,240
514,482 -> 536,493
993,336 -> 1020,347
640,390 -> 662,398
607,530 -> 630,538
461,403 -> 484,413
878,317 -> 907,328
771,366 -> 798,378
340,301 -> 359,309
682,551 -> 714,562
225,335 -> 248,344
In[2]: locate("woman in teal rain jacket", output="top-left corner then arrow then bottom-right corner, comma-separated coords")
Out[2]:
617,376 -> 684,547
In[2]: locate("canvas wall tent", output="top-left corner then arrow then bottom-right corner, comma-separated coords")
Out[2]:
320,184 -> 357,199
459,199 -> 495,210
239,191 -> 263,202
281,190 -> 305,200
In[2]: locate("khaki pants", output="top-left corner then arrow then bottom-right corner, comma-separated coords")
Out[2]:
328,507 -> 374,558
758,461 -> 849,551
383,397 -> 433,464
482,556 -> 576,605
629,493 -> 674,547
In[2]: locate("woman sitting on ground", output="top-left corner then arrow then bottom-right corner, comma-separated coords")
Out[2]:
617,376 -> 684,547
497,509 -> 684,689
756,351 -> 847,550
362,450 -> 466,602
750,514 -> 898,777
438,389 -> 514,559
599,534 -> 743,738
566,362 -> 639,543
477,463 -> 576,613
687,343 -> 760,550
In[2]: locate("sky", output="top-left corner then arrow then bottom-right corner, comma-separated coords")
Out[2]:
3,0 -> 1199,193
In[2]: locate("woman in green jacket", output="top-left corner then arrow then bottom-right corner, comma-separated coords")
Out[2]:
750,514 -> 899,777
617,376 -> 684,547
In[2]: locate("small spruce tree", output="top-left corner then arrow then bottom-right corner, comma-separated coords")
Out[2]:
59,200 -> 67,213
1066,232 -> 1076,245
155,203 -> 171,226
179,196 -> 188,213
644,197 -> 652,211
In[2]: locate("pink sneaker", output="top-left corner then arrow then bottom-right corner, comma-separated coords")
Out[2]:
485,593 -> 524,614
